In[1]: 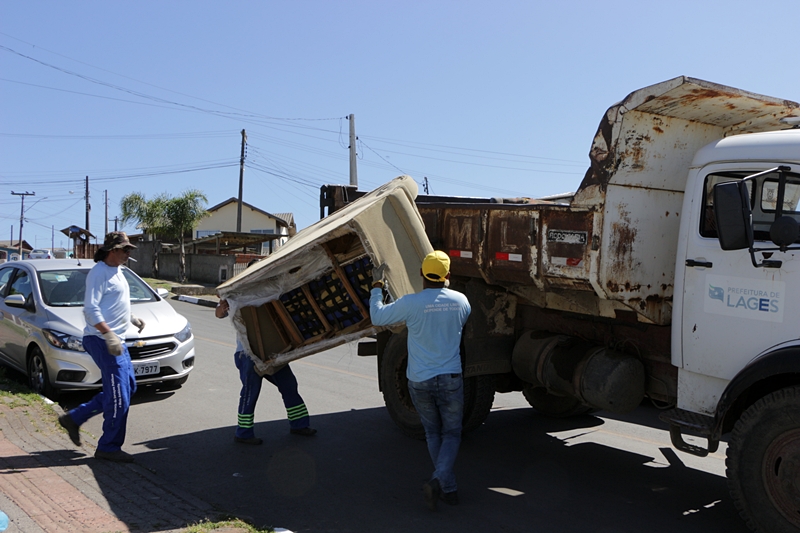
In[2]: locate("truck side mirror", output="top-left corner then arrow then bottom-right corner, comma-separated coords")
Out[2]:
714,181 -> 754,251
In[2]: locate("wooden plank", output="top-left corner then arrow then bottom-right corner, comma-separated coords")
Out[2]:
271,300 -> 305,346
242,306 -> 267,361
301,284 -> 333,332
264,303 -> 291,347
321,243 -> 369,318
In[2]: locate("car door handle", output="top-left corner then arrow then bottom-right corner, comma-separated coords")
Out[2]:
686,259 -> 713,268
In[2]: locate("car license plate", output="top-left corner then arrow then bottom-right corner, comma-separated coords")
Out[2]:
133,361 -> 160,376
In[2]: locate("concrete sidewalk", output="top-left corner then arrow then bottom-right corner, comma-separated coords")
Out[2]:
0,295 -> 228,533
0,396 -> 219,533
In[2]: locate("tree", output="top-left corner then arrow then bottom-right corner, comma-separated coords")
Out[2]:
120,190 -> 209,283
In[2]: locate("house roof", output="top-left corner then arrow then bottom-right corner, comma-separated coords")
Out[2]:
0,240 -> 33,251
206,198 -> 290,228
273,212 -> 295,228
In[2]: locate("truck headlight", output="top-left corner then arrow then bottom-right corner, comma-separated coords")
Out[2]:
175,322 -> 192,343
43,329 -> 86,352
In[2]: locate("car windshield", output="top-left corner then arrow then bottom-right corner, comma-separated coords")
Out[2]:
39,267 -> 158,307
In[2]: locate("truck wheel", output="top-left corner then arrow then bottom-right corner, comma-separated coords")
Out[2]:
463,374 -> 495,433
726,386 -> 800,533
522,386 -> 591,418
380,331 -> 425,439
380,331 -> 496,439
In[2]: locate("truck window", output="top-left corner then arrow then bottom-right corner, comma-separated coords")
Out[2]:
701,170 -> 800,241
700,173 -> 748,238
760,179 -> 800,213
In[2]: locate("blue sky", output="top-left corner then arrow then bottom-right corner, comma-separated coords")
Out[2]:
2,1 -> 798,249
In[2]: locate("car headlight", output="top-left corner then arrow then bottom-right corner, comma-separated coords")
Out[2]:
175,322 -> 192,343
43,329 -> 86,352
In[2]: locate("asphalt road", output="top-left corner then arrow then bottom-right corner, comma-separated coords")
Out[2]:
61,299 -> 750,533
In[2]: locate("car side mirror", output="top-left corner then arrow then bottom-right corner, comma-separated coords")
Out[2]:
4,294 -> 26,309
714,180 -> 753,251
156,288 -> 169,298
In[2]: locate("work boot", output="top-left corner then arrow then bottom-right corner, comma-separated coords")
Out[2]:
58,414 -> 81,446
440,490 -> 459,505
234,436 -> 263,445
290,427 -> 317,436
423,478 -> 441,511
94,450 -> 135,463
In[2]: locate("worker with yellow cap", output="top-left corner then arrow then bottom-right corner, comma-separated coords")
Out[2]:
369,250 -> 471,510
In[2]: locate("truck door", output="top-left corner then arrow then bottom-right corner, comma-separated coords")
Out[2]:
679,165 -> 800,404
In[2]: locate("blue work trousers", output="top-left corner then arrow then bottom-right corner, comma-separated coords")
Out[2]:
69,335 -> 137,453
408,373 -> 464,493
234,350 -> 310,439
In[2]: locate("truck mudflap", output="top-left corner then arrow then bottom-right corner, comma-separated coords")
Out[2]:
216,176 -> 432,373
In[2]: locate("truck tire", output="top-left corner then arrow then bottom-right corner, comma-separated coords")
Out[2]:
522,386 -> 592,418
726,386 -> 800,533
380,331 -> 425,439
380,331 -> 496,440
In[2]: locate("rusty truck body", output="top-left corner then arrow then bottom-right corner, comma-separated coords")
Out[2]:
221,76 -> 800,532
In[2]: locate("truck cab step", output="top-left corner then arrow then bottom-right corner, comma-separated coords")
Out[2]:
659,408 -> 719,457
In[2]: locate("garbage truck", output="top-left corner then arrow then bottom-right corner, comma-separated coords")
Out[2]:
218,76 -> 800,532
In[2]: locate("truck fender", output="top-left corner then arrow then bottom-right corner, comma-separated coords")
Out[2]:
714,346 -> 800,438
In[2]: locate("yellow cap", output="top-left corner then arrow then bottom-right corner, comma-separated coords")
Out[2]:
422,250 -> 450,282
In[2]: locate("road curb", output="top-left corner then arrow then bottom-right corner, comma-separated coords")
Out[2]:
176,294 -> 218,307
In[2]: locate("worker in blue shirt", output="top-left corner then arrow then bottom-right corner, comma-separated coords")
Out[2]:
369,250 -> 471,510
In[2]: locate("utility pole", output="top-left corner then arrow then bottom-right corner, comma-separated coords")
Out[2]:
11,191 -> 34,257
348,114 -> 358,187
237,129 -> 247,232
52,225 -> 54,251
85,176 -> 90,234
104,190 -> 108,236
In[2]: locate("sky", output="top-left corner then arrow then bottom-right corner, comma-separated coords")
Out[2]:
2,1 -> 799,251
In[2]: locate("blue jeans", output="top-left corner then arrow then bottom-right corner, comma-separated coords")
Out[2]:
69,335 -> 137,453
234,351 -> 310,438
408,373 -> 464,493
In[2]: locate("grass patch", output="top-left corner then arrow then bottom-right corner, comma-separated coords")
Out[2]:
142,278 -> 174,291
0,367 -> 39,401
183,518 -> 274,533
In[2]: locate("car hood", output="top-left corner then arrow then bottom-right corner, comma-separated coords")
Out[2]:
44,300 -> 189,340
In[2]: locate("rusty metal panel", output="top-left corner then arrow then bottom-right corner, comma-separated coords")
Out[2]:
540,208 -> 593,288
441,208 -> 484,278
483,208 -> 538,285
417,207 -> 441,248
573,76 -> 799,207
596,185 -> 680,325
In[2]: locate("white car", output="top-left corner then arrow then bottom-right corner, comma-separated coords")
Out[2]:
28,249 -> 53,259
0,259 -> 195,397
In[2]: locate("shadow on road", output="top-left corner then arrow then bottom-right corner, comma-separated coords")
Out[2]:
91,400 -> 748,533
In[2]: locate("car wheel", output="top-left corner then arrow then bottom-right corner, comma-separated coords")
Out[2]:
28,346 -> 57,399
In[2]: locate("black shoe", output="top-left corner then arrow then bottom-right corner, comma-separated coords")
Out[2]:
94,450 -> 135,463
58,414 -> 81,447
234,436 -> 263,445
440,490 -> 459,505
423,478 -> 441,511
290,427 -> 317,436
